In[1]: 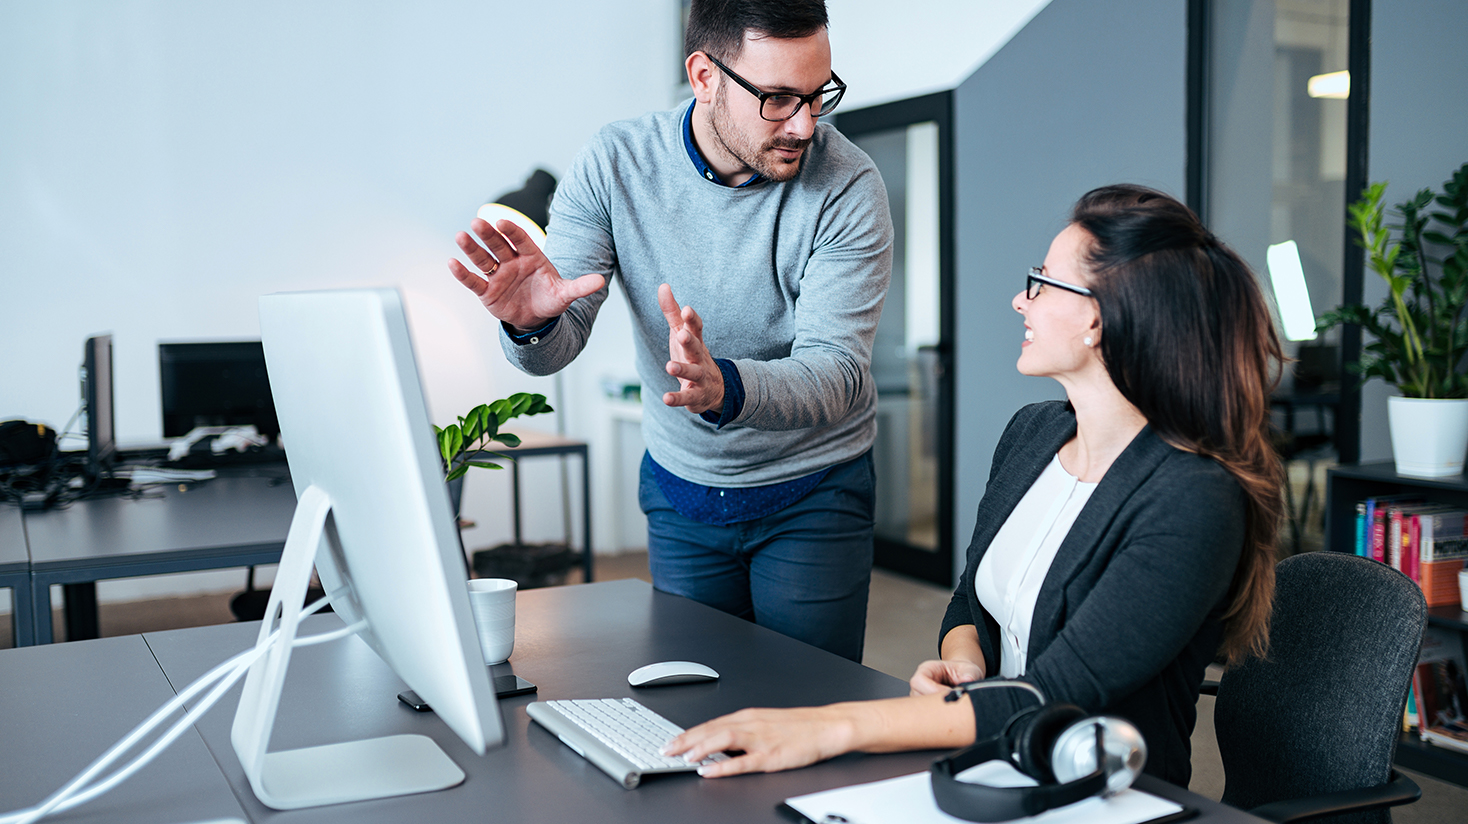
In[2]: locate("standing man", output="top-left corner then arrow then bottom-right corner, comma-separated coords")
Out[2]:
448,0 -> 891,662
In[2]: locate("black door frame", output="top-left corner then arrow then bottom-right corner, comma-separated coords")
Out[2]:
834,91 -> 956,587
1186,0 -> 1370,464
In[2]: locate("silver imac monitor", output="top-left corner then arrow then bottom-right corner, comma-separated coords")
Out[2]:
239,288 -> 504,810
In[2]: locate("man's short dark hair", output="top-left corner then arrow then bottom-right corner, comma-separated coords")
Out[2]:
684,0 -> 829,63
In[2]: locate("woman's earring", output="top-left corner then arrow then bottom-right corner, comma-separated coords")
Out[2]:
1083,336 -> 1094,347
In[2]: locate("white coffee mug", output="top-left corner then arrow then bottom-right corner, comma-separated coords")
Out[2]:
467,578 -> 517,664
1458,567 -> 1468,613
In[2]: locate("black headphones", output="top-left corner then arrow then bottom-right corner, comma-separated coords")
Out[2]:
929,682 -> 1147,822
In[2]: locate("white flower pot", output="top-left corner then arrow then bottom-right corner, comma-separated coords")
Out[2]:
1388,396 -> 1468,477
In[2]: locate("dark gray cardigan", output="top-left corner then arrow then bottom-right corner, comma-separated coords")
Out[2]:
941,401 -> 1246,785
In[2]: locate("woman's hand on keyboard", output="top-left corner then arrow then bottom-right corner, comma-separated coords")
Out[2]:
662,704 -> 859,777
663,692 -> 980,777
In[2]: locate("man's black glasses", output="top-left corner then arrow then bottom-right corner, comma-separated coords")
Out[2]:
705,53 -> 846,122
1026,267 -> 1095,300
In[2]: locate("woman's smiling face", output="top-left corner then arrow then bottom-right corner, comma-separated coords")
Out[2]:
1013,223 -> 1102,380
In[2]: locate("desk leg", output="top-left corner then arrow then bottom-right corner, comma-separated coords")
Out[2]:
31,576 -> 53,645
511,460 -> 523,547
581,448 -> 593,583
63,582 -> 99,642
10,580 -> 34,647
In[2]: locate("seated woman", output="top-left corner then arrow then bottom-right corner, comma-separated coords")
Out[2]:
666,184 -> 1283,787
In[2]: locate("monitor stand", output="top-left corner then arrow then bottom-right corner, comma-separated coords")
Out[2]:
230,485 -> 465,810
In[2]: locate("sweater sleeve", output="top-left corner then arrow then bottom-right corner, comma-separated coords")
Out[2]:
726,161 -> 893,431
498,139 -> 614,376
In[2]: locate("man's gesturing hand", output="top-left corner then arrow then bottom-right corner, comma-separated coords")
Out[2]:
448,218 -> 604,332
658,283 -> 724,416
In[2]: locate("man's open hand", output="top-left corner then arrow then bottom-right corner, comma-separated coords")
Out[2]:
448,219 -> 603,332
658,283 -> 724,416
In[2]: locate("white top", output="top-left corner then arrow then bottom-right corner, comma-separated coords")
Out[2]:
975,454 -> 1098,677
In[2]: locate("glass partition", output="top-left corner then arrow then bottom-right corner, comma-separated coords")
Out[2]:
837,93 -> 954,586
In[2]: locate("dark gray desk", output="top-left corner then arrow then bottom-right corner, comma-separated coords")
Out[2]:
0,633 -> 250,823
1,505 -> 34,646
138,579 -> 1262,824
24,465 -> 297,643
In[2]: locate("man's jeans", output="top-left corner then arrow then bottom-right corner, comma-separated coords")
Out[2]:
639,450 -> 875,662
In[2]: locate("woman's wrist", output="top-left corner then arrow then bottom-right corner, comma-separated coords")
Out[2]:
820,702 -> 868,755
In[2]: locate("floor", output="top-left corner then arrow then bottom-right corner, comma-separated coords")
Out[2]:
2,550 -> 1465,822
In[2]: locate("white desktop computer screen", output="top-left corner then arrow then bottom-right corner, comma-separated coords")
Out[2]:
242,288 -> 504,810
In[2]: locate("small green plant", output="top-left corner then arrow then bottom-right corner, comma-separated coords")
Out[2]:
1318,162 -> 1468,398
435,392 -> 553,482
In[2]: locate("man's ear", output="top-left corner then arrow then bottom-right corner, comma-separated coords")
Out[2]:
687,51 -> 717,104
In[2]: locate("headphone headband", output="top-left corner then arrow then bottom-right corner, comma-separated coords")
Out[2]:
929,734 -> 1108,822
928,702 -> 1144,822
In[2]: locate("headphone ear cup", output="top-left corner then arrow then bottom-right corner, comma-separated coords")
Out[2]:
1050,715 -> 1149,794
1011,703 -> 1086,783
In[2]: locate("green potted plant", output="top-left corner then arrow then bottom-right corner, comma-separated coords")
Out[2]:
1318,162 -> 1468,476
435,392 -> 553,511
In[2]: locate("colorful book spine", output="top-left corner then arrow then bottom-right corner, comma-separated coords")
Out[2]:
1403,514 -> 1420,582
1364,497 -> 1379,559
1413,509 -> 1468,606
1388,508 -> 1405,571
1372,505 -> 1388,563
1356,502 -> 1368,556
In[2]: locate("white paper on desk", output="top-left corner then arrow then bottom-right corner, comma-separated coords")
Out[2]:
784,761 -> 1184,824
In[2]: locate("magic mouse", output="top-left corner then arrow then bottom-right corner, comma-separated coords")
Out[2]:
628,660 -> 720,687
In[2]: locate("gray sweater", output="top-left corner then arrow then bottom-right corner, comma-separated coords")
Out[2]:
501,101 -> 893,487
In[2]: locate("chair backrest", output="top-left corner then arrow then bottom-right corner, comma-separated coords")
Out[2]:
1215,551 -> 1426,824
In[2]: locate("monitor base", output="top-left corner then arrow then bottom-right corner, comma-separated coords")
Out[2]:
254,734 -> 464,810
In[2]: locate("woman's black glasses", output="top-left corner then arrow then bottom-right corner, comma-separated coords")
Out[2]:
1026,267 -> 1094,300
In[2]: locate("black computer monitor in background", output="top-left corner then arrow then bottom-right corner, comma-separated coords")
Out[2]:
158,341 -> 279,440
82,334 -> 116,479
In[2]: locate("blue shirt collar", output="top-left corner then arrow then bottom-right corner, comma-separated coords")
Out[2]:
682,100 -> 763,188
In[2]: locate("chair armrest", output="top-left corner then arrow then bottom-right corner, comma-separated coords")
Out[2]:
1198,680 -> 1219,696
1249,769 -> 1421,823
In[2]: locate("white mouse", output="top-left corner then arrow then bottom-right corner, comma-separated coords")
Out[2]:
627,660 -> 720,687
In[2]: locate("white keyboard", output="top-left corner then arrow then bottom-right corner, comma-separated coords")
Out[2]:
525,698 -> 728,789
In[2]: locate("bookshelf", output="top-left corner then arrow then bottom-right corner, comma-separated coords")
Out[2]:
1324,462 -> 1468,788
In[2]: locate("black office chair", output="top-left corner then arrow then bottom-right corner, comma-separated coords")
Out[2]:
1205,552 -> 1425,823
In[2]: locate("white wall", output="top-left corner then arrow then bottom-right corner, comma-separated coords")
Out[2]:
1,1 -> 681,601
0,1 -> 1044,603
952,0 -> 1189,581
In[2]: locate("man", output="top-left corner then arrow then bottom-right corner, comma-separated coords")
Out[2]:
448,0 -> 891,662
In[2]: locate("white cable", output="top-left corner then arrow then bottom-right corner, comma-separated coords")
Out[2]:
1,597 -> 342,824
23,644 -> 264,821
39,619 -> 366,816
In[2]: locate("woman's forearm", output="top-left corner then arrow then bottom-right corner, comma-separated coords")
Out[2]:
940,625 -> 987,676
843,692 -> 979,753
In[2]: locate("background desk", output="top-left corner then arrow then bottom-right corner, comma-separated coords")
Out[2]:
476,427 -> 594,583
23,464 -> 297,643
0,506 -> 33,646
134,579 -> 1261,823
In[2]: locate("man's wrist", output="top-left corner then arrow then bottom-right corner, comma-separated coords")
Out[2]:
503,317 -> 560,345
698,359 -> 745,428
509,318 -> 552,335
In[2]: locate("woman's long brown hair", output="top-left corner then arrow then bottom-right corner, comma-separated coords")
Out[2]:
1071,185 -> 1283,667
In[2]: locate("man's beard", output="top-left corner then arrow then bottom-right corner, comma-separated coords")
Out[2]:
709,83 -> 811,183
